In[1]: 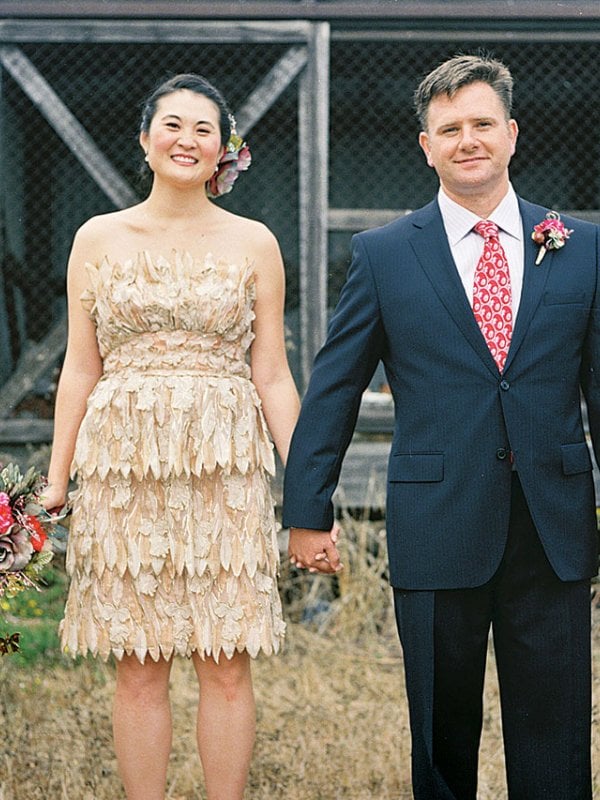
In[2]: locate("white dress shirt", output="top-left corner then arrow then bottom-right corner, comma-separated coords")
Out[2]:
437,185 -> 524,317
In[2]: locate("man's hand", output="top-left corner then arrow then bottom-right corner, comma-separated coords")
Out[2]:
288,525 -> 343,574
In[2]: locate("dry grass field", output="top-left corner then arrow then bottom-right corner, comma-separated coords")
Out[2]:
0,466 -> 598,799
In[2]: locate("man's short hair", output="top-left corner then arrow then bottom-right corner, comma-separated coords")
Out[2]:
414,54 -> 514,131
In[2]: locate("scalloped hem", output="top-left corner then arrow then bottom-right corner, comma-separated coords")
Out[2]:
59,633 -> 285,665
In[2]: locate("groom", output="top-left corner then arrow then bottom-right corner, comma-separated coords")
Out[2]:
283,54 -> 599,799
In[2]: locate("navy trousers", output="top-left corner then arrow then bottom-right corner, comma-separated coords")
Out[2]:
393,474 -> 592,800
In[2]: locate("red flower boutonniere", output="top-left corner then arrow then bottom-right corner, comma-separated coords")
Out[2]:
531,211 -> 573,266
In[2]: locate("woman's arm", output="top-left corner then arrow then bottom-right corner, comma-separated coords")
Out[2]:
44,226 -> 104,509
249,226 -> 300,467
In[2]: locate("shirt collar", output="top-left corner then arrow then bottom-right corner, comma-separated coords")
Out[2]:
437,184 -> 522,246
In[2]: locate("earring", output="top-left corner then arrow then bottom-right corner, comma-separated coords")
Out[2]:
214,164 -> 219,173
144,152 -> 149,163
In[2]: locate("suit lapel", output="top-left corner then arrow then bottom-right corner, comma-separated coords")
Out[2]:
502,199 -> 554,372
408,201 -> 499,377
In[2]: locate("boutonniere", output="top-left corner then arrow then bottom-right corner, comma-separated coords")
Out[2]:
531,211 -> 573,265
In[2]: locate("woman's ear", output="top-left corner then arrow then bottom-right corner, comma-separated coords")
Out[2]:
139,131 -> 149,160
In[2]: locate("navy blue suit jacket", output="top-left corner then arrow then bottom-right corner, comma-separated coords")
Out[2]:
282,198 -> 600,589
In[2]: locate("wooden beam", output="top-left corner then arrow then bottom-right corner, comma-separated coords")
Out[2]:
0,46 -> 137,208
297,22 -> 329,390
0,418 -> 53,443
329,208 -> 411,231
0,19 -> 313,43
0,314 -> 66,419
0,2 -> 599,21
333,29 -> 600,42
235,45 -> 307,138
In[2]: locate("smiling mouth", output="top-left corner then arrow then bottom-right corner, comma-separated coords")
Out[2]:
171,155 -> 198,165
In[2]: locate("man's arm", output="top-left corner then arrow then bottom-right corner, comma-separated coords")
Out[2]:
283,233 -> 386,563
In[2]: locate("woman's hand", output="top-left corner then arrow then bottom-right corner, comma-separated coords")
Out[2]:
40,483 -> 68,516
288,522 -> 343,574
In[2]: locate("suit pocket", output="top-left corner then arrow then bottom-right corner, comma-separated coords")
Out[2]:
388,452 -> 444,482
543,291 -> 587,305
561,442 -> 592,475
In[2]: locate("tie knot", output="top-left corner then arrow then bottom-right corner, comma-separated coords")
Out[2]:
474,220 -> 499,240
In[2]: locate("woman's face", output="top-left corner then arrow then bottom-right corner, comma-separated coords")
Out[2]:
140,89 -> 224,187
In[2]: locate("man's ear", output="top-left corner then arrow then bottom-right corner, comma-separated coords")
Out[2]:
418,131 -> 434,168
508,118 -> 519,157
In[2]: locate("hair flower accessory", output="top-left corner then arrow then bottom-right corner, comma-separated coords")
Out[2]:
207,114 -> 251,199
531,211 -> 573,266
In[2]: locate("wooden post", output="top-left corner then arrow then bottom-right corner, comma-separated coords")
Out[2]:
298,21 -> 329,391
0,65 -> 10,384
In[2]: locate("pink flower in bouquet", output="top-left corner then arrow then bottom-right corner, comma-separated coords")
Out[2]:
0,527 -> 34,572
0,492 -> 14,535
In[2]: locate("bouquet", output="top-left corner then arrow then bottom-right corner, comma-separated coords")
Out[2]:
0,463 -> 66,654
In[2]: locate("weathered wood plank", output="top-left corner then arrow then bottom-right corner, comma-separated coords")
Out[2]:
297,22 -> 329,391
0,66 -> 10,384
328,208 -> 411,231
0,46 -> 137,209
0,19 -> 313,43
235,45 -> 307,137
0,314 -> 66,419
0,418 -> 53,442
332,29 -> 600,42
1,2 -> 600,22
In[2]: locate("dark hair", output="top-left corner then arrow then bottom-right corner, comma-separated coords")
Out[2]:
139,72 -> 232,146
414,54 -> 514,131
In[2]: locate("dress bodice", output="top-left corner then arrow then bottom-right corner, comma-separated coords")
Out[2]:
82,250 -> 255,379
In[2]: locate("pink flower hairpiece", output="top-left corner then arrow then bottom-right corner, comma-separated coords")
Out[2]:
531,211 -> 573,265
206,114 -> 251,199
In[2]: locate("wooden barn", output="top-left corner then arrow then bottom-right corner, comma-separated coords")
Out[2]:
0,0 -> 599,498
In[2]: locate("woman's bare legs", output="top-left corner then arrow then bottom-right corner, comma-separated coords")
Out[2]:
113,654 -> 174,800
193,650 -> 256,800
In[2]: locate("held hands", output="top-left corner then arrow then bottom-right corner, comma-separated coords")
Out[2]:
288,521 -> 343,574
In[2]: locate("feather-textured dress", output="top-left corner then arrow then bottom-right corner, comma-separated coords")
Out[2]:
60,250 -> 285,663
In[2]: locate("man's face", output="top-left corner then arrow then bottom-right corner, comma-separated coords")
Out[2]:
418,81 -> 518,207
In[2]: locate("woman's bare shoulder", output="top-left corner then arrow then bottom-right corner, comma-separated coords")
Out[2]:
71,207 -> 144,264
217,209 -> 280,256
76,208 -> 139,241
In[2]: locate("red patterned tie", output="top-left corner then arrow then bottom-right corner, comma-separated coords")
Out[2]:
472,220 -> 513,372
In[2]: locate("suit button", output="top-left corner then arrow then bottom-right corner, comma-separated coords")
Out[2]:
496,448 -> 508,460
500,379 -> 510,391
